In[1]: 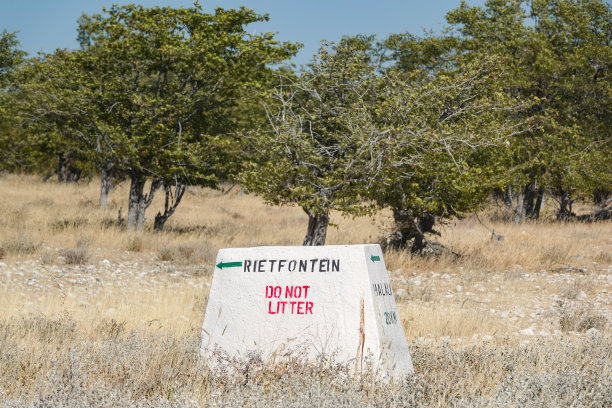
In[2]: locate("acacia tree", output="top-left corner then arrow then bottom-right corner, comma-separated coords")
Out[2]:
22,4 -> 297,229
242,37 -> 385,245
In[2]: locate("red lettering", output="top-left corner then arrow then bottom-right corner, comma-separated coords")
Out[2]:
297,301 -> 304,314
305,301 -> 313,314
289,301 -> 297,313
303,286 -> 310,298
285,286 -> 294,298
294,286 -> 302,297
268,301 -> 276,314
279,301 -> 287,313
274,286 -> 281,298
265,286 -> 274,298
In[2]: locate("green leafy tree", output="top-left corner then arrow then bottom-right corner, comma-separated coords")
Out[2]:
22,4 -> 297,229
446,0 -> 612,221
0,30 -> 24,88
371,54 -> 528,252
242,37 -> 385,245
0,30 -> 28,171
530,0 -> 612,217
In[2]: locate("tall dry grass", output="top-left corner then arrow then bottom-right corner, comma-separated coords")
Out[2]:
0,173 -> 610,407
1,315 -> 609,407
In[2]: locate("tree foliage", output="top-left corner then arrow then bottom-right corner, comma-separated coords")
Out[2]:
243,35 -> 528,248
19,3 -> 298,229
446,0 -> 612,221
3,0 -> 610,248
242,37 -> 385,245
0,30 -> 28,171
371,55 -> 529,251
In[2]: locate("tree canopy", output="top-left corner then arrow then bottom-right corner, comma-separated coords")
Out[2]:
242,36 -> 385,245
446,0 -> 612,220
19,3 -> 298,229
2,0 -> 610,244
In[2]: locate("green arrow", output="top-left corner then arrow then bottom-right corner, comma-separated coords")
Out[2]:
216,261 -> 242,269
370,255 -> 380,262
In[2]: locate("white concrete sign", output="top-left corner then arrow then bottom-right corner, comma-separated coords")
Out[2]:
200,244 -> 414,378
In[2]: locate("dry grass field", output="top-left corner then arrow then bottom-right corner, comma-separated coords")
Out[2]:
0,174 -> 610,407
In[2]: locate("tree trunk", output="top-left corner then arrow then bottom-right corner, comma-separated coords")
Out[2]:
57,153 -> 80,183
57,154 -> 69,183
99,165 -> 113,209
153,183 -> 186,231
302,209 -> 329,246
523,181 -> 544,220
503,186 -> 514,222
557,189 -> 575,220
523,182 -> 536,219
127,174 -> 161,230
593,189 -> 610,206
514,190 -> 525,223
384,207 -> 438,254
532,188 -> 545,219
385,207 -> 413,249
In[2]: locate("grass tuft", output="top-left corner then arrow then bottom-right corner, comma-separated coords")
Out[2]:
559,304 -> 608,333
1,235 -> 40,255
157,242 -> 215,265
61,245 -> 90,265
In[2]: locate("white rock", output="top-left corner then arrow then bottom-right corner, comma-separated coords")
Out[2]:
200,244 -> 414,379
395,288 -> 408,298
456,285 -> 463,292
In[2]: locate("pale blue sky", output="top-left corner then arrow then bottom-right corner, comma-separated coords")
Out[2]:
0,1 -> 486,65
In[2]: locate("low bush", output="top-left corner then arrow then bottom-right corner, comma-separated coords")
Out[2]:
61,245 -> 90,265
157,242 -> 215,265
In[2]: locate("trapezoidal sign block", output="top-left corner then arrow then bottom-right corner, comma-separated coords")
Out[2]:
200,244 -> 414,378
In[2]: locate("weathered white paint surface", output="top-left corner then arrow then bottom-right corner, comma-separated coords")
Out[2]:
200,244 -> 414,378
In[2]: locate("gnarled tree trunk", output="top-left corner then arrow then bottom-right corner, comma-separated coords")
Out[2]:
57,153 -> 80,183
556,189 -> 575,220
514,190 -> 526,223
502,184 -> 538,223
153,182 -> 186,231
532,187 -> 545,219
127,173 -> 161,230
302,209 -> 329,246
523,181 -> 545,220
384,207 -> 438,254
503,186 -> 514,222
99,164 -> 114,209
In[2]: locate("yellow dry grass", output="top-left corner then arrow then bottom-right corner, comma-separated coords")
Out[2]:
0,174 -> 610,406
0,173 -> 610,343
